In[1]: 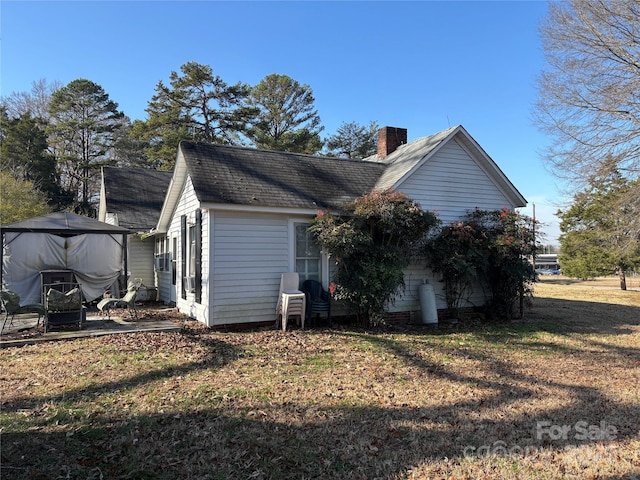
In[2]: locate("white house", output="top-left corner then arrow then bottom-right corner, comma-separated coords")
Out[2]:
147,125 -> 526,326
98,167 -> 172,290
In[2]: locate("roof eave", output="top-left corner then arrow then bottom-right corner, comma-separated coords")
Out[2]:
199,202 -> 327,216
156,146 -> 189,232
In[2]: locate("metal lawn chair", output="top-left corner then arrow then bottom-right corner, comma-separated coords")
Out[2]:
97,279 -> 142,320
0,290 -> 47,333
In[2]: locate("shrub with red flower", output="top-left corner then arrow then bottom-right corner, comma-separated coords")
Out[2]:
424,208 -> 536,320
310,189 -> 439,327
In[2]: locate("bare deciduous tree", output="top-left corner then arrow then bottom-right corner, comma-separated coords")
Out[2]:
1,78 -> 62,120
536,0 -> 640,242
536,0 -> 640,183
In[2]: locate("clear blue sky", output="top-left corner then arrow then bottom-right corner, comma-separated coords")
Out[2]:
1,0 -> 562,244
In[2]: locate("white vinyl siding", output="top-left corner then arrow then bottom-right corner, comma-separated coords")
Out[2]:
326,257 -> 455,315
210,211 -> 289,325
158,176 -> 207,319
322,135 -> 520,319
391,139 -> 507,314
386,260 -> 484,313
127,236 -> 155,287
399,139 -> 513,223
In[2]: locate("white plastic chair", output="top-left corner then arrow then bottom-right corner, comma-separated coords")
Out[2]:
275,273 -> 306,331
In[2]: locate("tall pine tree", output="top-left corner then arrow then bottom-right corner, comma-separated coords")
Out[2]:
131,62 -> 256,169
247,74 -> 323,154
48,79 -> 127,215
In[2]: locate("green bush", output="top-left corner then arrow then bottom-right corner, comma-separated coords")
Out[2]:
310,190 -> 438,327
424,208 -> 536,320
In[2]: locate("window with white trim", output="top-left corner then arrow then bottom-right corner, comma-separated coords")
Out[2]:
188,225 -> 196,276
295,223 -> 321,283
183,225 -> 197,293
155,236 -> 170,272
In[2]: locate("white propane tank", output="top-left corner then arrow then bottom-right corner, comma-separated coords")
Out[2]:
419,280 -> 438,325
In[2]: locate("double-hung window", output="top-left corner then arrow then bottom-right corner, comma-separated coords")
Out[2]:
155,236 -> 170,272
188,225 -> 196,277
295,223 -> 321,283
185,225 -> 197,292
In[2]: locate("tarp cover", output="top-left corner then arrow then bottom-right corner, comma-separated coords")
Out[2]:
1,212 -> 130,305
2,232 -> 124,304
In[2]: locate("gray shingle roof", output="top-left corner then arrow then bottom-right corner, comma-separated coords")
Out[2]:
371,126 -> 457,190
102,167 -> 172,230
180,142 -> 386,210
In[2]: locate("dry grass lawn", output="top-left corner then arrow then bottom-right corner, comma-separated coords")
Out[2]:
1,276 -> 639,479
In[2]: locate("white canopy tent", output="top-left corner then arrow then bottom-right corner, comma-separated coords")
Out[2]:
1,212 -> 131,305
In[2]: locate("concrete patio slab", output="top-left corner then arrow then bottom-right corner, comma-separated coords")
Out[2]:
0,308 -> 181,348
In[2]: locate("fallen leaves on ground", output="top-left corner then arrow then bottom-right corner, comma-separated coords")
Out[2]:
1,279 -> 639,479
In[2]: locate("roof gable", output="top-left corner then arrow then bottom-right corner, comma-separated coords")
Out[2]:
371,125 -> 526,207
371,126 -> 457,190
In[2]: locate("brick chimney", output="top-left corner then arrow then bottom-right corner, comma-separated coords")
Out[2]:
377,126 -> 408,158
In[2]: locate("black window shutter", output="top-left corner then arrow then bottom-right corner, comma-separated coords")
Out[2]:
195,209 -> 202,303
181,215 -> 187,300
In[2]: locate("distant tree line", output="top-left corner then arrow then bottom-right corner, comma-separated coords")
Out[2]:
1,64 -> 378,221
